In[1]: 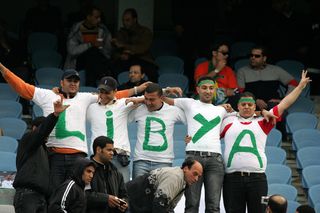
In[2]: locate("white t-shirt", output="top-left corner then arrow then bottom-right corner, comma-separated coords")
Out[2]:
174,98 -> 227,153
129,103 -> 186,163
220,107 -> 280,173
87,98 -> 134,154
33,87 -> 98,153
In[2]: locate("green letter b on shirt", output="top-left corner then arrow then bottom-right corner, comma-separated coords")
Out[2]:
143,117 -> 168,152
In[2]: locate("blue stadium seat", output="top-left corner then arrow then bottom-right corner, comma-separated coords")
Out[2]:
286,112 -> 318,134
268,183 -> 297,201
172,158 -> 185,167
0,118 -> 27,140
234,58 -> 250,72
297,147 -> 320,169
78,70 -> 86,86
27,32 -> 58,54
194,57 -> 207,67
302,165 -> 320,189
309,184 -> 320,207
32,50 -> 62,69
265,147 -> 286,165
266,128 -> 282,147
0,83 -> 19,101
35,67 -> 64,86
0,151 -> 16,171
158,73 -> 189,93
155,56 -> 184,74
287,97 -> 314,114
174,140 -> 186,159
0,101 -> 22,118
266,164 -> 292,184
292,129 -> 320,151
117,71 -> 129,85
315,203 -> 320,213
32,104 -> 43,119
173,124 -> 188,141
128,122 -> 137,141
0,136 -> 18,153
276,59 -> 304,81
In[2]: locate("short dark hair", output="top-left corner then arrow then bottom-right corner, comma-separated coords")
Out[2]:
85,5 -> 101,16
296,205 -> 315,213
92,136 -> 114,155
181,157 -> 197,169
268,194 -> 288,213
239,91 -> 256,102
145,83 -> 163,96
196,76 -> 215,85
211,41 -> 229,52
124,8 -> 138,19
129,61 -> 145,74
251,45 -> 268,57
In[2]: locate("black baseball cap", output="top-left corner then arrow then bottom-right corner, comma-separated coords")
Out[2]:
61,69 -> 80,80
98,76 -> 118,92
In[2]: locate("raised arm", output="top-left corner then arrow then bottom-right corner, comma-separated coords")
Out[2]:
0,63 -> 35,100
277,70 -> 311,115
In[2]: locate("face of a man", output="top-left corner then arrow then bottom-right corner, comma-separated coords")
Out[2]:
82,165 -> 95,185
87,9 -> 101,27
196,82 -> 215,104
97,143 -> 114,164
237,97 -> 256,118
129,65 -> 144,83
60,77 -> 80,95
250,49 -> 266,69
183,161 -> 203,185
213,44 -> 229,61
99,90 -> 116,105
122,12 -> 136,29
144,91 -> 163,112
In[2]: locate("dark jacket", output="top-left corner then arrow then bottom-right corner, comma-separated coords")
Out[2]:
13,113 -> 58,196
48,158 -> 95,213
86,157 -> 128,213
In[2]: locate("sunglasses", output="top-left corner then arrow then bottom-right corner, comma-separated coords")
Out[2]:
250,54 -> 262,58
218,51 -> 229,56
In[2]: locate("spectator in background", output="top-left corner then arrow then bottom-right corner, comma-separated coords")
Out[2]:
265,194 -> 287,213
194,42 -> 238,106
117,62 -> 147,96
13,98 -> 69,213
48,158 -> 96,213
237,46 -> 298,111
111,8 -> 158,82
296,205 -> 315,213
66,0 -> 94,30
65,6 -> 112,87
86,136 -> 128,213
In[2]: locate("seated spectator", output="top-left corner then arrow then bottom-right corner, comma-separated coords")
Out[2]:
126,158 -> 203,213
117,62 -> 147,96
265,194 -> 287,213
66,0 -> 94,30
296,205 -> 315,213
237,45 -> 298,110
86,136 -> 128,213
111,8 -> 158,82
48,158 -> 95,213
65,6 -> 112,87
194,42 -> 238,105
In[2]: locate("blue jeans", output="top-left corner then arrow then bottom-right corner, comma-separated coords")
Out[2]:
223,172 -> 267,213
48,152 -> 86,194
112,157 -> 130,183
14,188 -> 47,213
185,152 -> 225,213
132,160 -> 172,179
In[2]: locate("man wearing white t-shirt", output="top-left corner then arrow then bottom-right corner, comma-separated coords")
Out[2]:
163,76 -> 228,213
220,71 -> 310,213
0,63 -> 145,191
129,83 -> 187,179
87,76 -> 139,182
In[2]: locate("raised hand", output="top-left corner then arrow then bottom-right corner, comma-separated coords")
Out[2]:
298,70 -> 312,89
53,97 -> 70,116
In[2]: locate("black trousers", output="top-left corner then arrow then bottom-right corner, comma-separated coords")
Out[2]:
14,188 -> 47,213
223,172 -> 268,213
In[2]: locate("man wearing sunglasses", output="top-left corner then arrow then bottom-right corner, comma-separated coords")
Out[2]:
237,46 -> 298,111
194,42 -> 238,105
